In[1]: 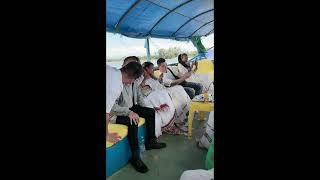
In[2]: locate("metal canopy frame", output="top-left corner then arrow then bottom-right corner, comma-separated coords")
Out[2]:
147,0 -> 194,35
172,9 -> 214,37
110,0 -> 214,40
204,29 -> 214,37
114,0 -> 144,32
189,20 -> 214,38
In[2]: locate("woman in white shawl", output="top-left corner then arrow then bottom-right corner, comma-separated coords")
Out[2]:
140,62 -> 191,137
177,53 -> 214,93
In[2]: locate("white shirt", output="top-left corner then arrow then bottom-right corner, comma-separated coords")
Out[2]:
134,75 -> 144,86
177,63 -> 189,76
106,65 -> 123,113
145,78 -> 165,91
162,70 -> 176,87
178,63 -> 197,81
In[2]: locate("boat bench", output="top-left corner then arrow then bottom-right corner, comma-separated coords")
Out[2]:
154,59 -> 214,79
106,118 -> 146,177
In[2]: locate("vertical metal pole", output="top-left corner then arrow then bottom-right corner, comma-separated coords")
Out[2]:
145,37 -> 151,62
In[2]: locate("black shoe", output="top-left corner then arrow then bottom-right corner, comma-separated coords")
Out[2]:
145,139 -> 166,150
130,158 -> 149,173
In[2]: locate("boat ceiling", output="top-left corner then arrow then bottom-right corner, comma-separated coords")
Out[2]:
107,0 -> 214,41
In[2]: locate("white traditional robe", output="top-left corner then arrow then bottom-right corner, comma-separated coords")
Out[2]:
142,78 -> 191,137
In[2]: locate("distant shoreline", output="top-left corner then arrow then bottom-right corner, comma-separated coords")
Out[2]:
106,59 -> 123,62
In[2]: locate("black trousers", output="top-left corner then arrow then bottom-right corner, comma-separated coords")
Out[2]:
116,105 -> 156,153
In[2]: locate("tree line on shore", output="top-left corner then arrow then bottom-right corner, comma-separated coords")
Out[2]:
108,47 -> 198,62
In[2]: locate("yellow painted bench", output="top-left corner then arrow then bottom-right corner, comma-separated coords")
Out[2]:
106,118 -> 146,177
107,118 -> 145,148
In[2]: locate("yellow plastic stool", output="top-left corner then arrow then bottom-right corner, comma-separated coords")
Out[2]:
188,101 -> 214,139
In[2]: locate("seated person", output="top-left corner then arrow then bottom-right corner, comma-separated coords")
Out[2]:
178,53 -> 213,93
110,56 -> 166,173
140,62 -> 191,136
178,53 -> 199,74
157,58 -> 203,99
106,61 -> 144,143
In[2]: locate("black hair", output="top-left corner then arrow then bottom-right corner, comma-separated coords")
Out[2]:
178,53 -> 190,69
123,56 -> 141,64
142,61 -> 154,70
120,61 -> 143,79
157,58 -> 166,66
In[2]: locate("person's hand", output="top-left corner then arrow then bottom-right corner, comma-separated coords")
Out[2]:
159,73 -> 164,83
107,132 -> 121,143
106,113 -> 110,124
106,113 -> 110,135
183,71 -> 192,79
128,111 -> 139,125
192,61 -> 198,71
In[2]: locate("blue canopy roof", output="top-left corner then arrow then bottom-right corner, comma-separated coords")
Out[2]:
106,0 -> 214,41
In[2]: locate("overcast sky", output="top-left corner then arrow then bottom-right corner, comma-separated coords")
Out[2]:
106,32 -> 214,59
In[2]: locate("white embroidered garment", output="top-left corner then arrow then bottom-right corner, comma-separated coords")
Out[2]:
143,79 -> 175,137
144,90 -> 175,137
166,85 -> 190,123
145,78 -> 190,123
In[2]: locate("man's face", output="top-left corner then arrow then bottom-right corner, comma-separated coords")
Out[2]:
146,65 -> 154,75
158,62 -> 167,73
122,77 -> 135,85
182,55 -> 188,62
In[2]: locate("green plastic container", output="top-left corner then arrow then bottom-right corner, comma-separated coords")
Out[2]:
205,139 -> 214,169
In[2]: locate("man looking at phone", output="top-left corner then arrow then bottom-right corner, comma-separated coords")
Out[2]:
109,56 -> 166,173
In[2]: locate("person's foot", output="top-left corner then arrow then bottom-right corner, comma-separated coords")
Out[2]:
145,139 -> 166,150
130,158 -> 149,173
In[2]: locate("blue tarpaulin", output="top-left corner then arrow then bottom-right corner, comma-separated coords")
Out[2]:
106,0 -> 214,41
